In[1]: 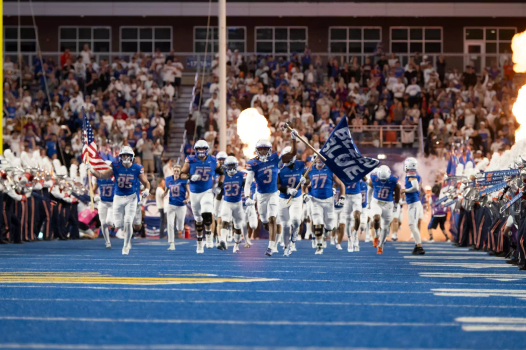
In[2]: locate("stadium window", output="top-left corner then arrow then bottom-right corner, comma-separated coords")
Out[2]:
255,27 -> 307,54
329,27 -> 382,63
194,26 -> 246,53
390,27 -> 442,54
59,27 -> 111,53
464,27 -> 517,54
4,26 -> 37,52
120,26 -> 172,53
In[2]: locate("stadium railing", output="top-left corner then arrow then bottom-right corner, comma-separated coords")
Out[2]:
5,52 -> 512,78
349,124 -> 419,148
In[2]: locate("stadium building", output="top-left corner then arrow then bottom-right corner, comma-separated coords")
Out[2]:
4,0 -> 526,73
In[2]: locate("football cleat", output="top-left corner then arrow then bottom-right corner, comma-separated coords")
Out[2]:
365,233 -> 372,243
244,241 -> 252,248
265,247 -> 273,257
105,242 -> 111,249
391,232 -> 398,241
272,244 -> 279,253
311,239 -> 316,249
330,236 -> 336,245
167,243 -> 175,251
233,243 -> 240,253
122,246 -> 129,255
373,237 -> 379,248
206,234 -> 213,248
335,243 -> 343,250
428,238 -> 435,243
284,246 -> 291,257
217,241 -> 227,251
322,240 -> 327,248
377,247 -> 383,255
290,242 -> 297,252
354,242 -> 360,252
347,240 -> 354,252
315,245 -> 324,255
196,240 -> 204,254
412,246 -> 425,255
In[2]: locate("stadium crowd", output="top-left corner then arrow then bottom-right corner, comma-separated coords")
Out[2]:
185,48 -> 519,168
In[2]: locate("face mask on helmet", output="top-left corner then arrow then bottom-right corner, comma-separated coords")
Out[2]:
225,163 -> 238,176
195,147 -> 208,158
378,167 -> 391,182
256,146 -> 272,162
120,154 -> 133,165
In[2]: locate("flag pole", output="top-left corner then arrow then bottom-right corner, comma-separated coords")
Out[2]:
284,122 -> 327,161
287,161 -> 314,205
82,108 -> 95,211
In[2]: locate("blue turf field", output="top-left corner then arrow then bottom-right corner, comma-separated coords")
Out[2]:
1,238 -> 526,349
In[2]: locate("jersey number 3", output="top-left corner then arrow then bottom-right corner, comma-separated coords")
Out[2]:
117,174 -> 134,189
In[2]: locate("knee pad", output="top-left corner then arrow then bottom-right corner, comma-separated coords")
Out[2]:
314,226 -> 324,237
202,212 -> 213,226
195,222 -> 204,233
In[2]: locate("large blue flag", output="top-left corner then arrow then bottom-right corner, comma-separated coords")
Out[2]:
319,116 -> 379,186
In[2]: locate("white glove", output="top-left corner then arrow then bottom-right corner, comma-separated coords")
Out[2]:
190,174 -> 201,182
86,163 -> 96,175
336,196 -> 345,206
393,203 -> 399,213
303,194 -> 311,203
299,177 -> 307,185
287,187 -> 298,197
245,198 -> 255,206
142,188 -> 150,198
290,129 -> 299,140
213,187 -> 221,195
94,195 -> 101,203
332,188 -> 337,196
506,215 -> 514,228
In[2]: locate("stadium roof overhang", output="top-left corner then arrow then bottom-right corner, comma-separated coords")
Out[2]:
4,1 -> 526,17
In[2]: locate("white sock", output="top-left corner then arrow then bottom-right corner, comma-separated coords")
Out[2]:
306,224 -> 312,238
234,233 -> 241,244
283,227 -> 291,247
102,224 -> 110,244
220,228 -> 228,243
409,224 -> 422,244
275,233 -> 281,246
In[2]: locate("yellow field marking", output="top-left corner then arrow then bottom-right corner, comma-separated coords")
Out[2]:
0,272 -> 278,285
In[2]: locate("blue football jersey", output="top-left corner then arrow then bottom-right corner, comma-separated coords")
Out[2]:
405,171 -> 422,204
112,162 -> 144,197
246,152 -> 280,194
97,178 -> 114,202
371,174 -> 399,202
186,155 -> 218,194
360,181 -> 368,208
165,176 -> 188,207
223,171 -> 245,203
309,165 -> 334,200
345,181 -> 361,195
278,161 -> 305,199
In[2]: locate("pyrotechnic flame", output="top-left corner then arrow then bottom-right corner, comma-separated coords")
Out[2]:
513,85 -> 526,142
237,108 -> 271,158
512,31 -> 526,73
512,31 -> 526,142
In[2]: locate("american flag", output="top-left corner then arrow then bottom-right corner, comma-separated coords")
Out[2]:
81,109 -> 111,171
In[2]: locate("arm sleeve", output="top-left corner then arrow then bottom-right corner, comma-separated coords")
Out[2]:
244,171 -> 254,198
405,179 -> 420,193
